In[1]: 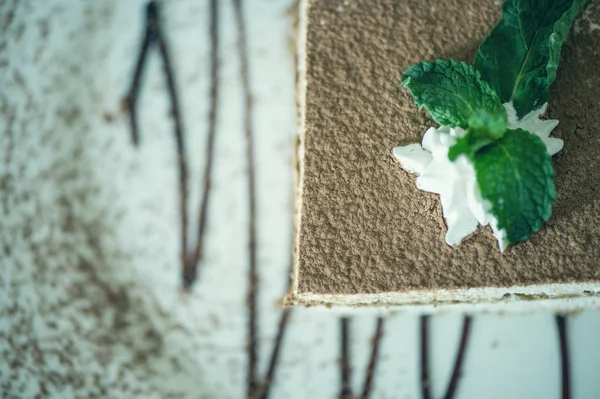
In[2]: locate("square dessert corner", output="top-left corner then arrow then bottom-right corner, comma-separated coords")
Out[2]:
286,0 -> 600,310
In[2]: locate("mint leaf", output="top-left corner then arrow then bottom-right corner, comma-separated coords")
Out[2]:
473,129 -> 556,245
448,129 -> 498,161
448,109 -> 507,161
401,60 -> 506,130
474,0 -> 590,119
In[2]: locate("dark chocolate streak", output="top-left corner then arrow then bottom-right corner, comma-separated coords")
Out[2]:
360,317 -> 385,399
420,315 -> 431,399
258,308 -> 292,399
556,315 -> 571,399
258,234 -> 296,399
123,3 -> 155,147
340,317 -> 352,399
124,1 -> 189,287
184,0 -> 221,290
232,0 -> 259,396
443,316 -> 473,399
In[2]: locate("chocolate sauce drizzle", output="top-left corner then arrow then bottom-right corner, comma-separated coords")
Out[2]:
123,1 -> 189,291
338,317 -> 386,399
420,315 -> 431,399
420,315 -> 473,399
340,317 -> 353,399
186,0 -> 220,290
257,229 -> 295,399
444,316 -> 472,399
258,307 -> 292,399
123,0 -> 221,292
360,317 -> 385,399
124,3 -> 292,398
231,0 -> 259,395
556,315 -> 571,399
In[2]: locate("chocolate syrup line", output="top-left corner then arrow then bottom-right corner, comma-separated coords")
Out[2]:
123,1 -> 189,290
124,3 -> 294,398
556,315 -> 571,399
185,0 -> 220,290
360,317 -> 385,399
443,316 -> 472,399
420,315 -> 431,399
231,0 -> 259,396
257,307 -> 292,399
257,232 -> 296,399
340,317 -> 353,399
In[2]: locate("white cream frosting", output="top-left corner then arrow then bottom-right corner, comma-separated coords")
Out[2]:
393,103 -> 561,251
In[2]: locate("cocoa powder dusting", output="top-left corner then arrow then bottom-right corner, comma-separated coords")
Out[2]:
297,0 -> 600,295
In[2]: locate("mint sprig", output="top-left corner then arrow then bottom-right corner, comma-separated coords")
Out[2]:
474,0 -> 591,119
399,0 -> 590,249
474,129 -> 556,244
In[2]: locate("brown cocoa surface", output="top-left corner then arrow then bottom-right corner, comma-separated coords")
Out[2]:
297,0 -> 600,295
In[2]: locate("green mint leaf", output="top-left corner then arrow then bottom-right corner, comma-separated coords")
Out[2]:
448,129 -> 497,161
448,109 -> 508,161
401,59 -> 506,129
468,109 -> 507,139
473,129 -> 556,245
474,0 -> 590,119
